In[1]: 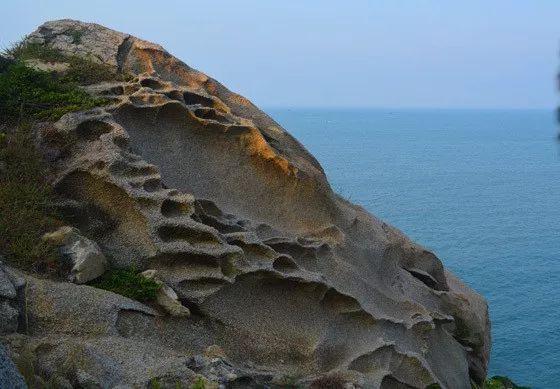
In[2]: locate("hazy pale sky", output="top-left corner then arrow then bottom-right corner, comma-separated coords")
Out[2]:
2,0 -> 559,109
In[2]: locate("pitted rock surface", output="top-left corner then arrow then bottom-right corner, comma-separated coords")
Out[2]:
7,19 -> 491,388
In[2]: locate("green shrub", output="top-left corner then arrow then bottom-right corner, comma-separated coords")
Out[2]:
0,62 -> 108,123
68,29 -> 84,44
0,125 -> 59,270
91,268 -> 161,302
0,55 -> 14,73
3,40 -> 62,63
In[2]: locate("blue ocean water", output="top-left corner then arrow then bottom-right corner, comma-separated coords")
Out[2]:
268,108 -> 560,389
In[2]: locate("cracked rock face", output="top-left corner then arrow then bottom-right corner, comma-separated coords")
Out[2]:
20,19 -> 490,388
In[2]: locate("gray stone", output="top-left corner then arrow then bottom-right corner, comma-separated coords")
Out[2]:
0,301 -> 19,335
43,226 -> 108,284
62,238 -> 107,284
0,266 -> 16,299
0,263 -> 24,335
0,344 -> 27,389
4,268 -> 27,333
141,270 -> 190,317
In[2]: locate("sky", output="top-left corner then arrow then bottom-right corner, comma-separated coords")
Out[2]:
1,0 -> 559,109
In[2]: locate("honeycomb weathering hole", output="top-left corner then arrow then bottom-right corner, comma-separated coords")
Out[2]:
407,268 -> 440,290
157,225 -> 220,244
75,120 -> 114,140
161,198 -> 191,217
183,91 -> 214,107
140,78 -> 166,90
165,90 -> 184,102
142,177 -> 162,192
272,256 -> 298,272
193,108 -> 232,124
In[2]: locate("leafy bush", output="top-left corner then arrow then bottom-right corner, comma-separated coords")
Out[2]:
68,29 -> 84,44
0,125 -> 59,270
0,62 -> 108,123
0,55 -> 14,73
91,268 -> 161,302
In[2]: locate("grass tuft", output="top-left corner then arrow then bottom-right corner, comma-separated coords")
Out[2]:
91,268 -> 161,302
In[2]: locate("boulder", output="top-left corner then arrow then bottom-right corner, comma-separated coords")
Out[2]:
0,302 -> 19,335
141,270 -> 190,317
0,265 -> 16,300
43,226 -> 108,284
0,261 -> 26,335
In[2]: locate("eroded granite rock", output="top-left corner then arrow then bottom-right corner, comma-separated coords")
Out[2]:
141,269 -> 191,317
1,19 -> 492,388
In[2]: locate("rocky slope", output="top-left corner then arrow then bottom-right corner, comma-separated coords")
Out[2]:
1,20 -> 490,388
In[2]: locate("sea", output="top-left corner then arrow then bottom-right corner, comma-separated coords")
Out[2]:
268,108 -> 560,389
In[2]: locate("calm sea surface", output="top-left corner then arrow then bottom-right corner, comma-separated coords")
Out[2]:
268,108 -> 560,389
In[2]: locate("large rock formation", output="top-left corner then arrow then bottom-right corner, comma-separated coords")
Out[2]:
3,19 -> 490,388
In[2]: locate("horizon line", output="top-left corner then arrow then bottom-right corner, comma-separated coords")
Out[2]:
262,105 -> 557,111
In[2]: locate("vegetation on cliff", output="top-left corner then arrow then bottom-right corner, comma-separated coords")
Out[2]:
0,123 -> 59,270
0,44 -> 109,271
481,376 -> 529,389
4,39 -> 128,85
0,61 -> 107,123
